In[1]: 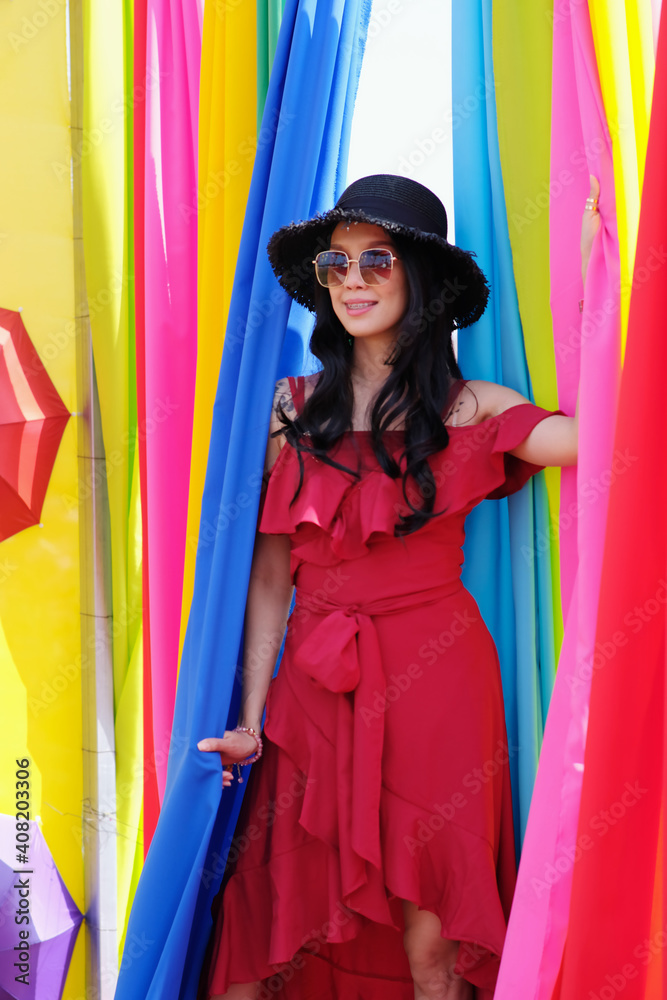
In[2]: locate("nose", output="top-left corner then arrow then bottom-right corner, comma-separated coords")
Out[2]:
343,258 -> 366,288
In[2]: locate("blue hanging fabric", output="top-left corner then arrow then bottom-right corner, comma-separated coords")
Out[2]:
114,3 -> 371,997
451,1 -> 556,850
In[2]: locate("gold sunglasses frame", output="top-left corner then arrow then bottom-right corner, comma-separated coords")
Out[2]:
311,248 -> 399,288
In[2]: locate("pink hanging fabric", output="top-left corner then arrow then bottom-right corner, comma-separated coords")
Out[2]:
143,0 -> 203,803
495,5 -> 621,997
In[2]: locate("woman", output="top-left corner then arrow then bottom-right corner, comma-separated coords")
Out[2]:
198,174 -> 600,999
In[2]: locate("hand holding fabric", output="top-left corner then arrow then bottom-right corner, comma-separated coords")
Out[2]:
581,174 -> 601,285
198,730 -> 260,766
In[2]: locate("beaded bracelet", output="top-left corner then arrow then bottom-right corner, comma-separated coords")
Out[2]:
229,726 -> 263,783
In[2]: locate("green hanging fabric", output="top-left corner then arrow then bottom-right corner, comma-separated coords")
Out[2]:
257,0 -> 286,127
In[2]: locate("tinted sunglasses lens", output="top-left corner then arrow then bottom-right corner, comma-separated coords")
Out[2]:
315,251 -> 348,287
359,249 -> 394,284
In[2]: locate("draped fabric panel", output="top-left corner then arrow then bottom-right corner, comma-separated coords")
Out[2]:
133,0 -> 161,858
178,0 -> 259,672
452,1 -> 557,848
588,1 -> 655,352
491,0 -> 563,652
139,0 -> 203,828
2,5 -> 664,997
0,2 -> 83,994
81,0 -> 144,949
558,8 -> 666,994
257,0 -> 287,125
114,4 -> 371,997
496,2 -> 634,994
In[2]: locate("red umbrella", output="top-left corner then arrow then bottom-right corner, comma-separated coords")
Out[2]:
0,308 -> 70,542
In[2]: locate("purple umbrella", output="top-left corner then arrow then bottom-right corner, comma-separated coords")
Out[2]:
0,815 -> 83,1000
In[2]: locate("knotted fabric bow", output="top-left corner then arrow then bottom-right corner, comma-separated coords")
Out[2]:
288,581 -> 462,923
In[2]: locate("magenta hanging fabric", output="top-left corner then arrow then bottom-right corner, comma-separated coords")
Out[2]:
495,6 -> 622,998
142,0 -> 203,803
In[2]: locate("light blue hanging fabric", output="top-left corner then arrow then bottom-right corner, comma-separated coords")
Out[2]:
114,3 -> 371,998
451,1 -> 556,850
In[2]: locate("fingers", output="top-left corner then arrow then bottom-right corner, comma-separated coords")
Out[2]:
584,175 -> 600,214
197,736 -> 229,752
197,731 -> 259,764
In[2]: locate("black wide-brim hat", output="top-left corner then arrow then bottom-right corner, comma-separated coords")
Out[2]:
266,173 -> 489,329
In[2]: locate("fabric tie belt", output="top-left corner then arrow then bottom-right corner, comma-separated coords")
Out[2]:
289,580 -> 462,921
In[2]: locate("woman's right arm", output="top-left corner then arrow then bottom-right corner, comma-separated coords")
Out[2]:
236,530 -> 292,736
198,379 -> 294,767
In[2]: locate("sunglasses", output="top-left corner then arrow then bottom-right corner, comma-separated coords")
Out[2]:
312,248 -> 399,288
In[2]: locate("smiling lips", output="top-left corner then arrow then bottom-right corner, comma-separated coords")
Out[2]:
344,301 -> 376,314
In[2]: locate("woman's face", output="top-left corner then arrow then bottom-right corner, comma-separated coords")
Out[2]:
326,222 -> 408,342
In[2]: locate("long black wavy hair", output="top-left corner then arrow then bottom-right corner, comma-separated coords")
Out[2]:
277,230 -> 464,535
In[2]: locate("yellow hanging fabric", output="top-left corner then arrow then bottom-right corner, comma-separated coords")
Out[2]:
179,1 -> 258,661
0,3 -> 84,997
81,0 -> 143,948
492,0 -> 563,647
588,0 -> 655,355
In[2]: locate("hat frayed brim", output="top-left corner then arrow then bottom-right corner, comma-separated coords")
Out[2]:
266,207 -> 490,329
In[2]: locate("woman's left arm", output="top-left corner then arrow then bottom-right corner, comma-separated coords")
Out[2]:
489,175 -> 600,469
479,386 -> 579,467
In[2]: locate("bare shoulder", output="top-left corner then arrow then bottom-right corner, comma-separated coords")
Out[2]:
444,379 -> 492,426
455,380 -> 576,466
463,379 -> 531,420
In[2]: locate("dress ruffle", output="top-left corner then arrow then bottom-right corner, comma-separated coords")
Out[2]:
260,402 -> 563,567
208,724 -> 511,997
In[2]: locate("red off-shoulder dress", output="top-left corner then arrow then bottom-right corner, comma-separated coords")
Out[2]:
205,377 -> 561,999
